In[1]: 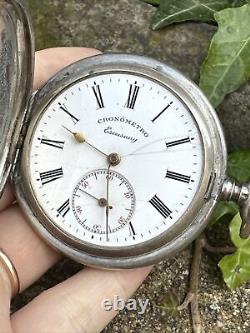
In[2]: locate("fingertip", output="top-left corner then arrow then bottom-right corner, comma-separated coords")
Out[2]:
0,184 -> 15,212
34,47 -> 102,90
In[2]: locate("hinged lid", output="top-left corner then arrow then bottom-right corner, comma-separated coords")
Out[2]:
0,0 -> 34,197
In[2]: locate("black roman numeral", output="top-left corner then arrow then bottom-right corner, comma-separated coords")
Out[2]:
57,199 -> 70,217
166,170 -> 191,183
151,101 -> 173,122
59,102 -> 80,125
149,195 -> 172,218
166,137 -> 192,148
129,222 -> 136,236
92,83 -> 104,109
39,138 -> 65,149
39,168 -> 63,185
125,82 -> 140,109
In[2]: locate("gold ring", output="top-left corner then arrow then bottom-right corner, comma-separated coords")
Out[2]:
0,248 -> 20,297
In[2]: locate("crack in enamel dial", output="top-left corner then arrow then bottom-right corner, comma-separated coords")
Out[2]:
27,71 -> 204,249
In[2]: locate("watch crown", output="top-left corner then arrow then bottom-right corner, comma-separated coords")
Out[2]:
221,178 -> 250,238
221,178 -> 249,203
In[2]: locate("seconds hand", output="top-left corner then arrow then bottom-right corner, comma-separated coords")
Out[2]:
106,164 -> 111,242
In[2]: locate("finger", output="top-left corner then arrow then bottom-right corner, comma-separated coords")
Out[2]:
0,47 -> 101,212
0,184 -> 15,212
34,47 -> 101,90
0,266 -> 12,332
11,266 -> 152,333
0,205 -> 60,292
0,47 -> 101,293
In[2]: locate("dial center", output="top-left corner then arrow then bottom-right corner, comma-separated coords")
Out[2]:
108,152 -> 121,166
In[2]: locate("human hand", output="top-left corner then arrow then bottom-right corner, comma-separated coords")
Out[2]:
0,47 -> 152,333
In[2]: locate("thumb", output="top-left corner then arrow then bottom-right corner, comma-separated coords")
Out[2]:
34,47 -> 101,90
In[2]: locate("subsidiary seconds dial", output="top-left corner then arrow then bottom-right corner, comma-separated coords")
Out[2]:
72,169 -> 136,235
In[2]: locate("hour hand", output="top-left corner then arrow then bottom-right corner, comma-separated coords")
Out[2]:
62,126 -> 108,157
62,126 -> 122,166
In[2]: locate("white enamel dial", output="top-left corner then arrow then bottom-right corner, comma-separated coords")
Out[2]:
28,72 -> 204,248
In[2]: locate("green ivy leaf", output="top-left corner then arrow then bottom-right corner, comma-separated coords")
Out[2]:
199,4 -> 250,107
219,213 -> 250,288
228,150 -> 250,183
209,201 -> 239,226
152,0 -> 246,30
208,149 -> 250,227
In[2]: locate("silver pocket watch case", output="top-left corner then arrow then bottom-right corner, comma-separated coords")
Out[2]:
0,0 -> 249,269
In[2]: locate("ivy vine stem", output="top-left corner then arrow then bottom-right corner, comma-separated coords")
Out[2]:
178,233 -> 236,333
178,234 -> 205,333
203,241 -> 236,254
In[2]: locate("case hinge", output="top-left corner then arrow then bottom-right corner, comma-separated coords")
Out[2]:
11,91 -> 37,182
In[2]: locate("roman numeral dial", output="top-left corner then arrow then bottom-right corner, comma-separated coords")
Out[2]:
149,195 -> 172,219
57,199 -> 70,218
39,138 -> 65,149
166,137 -> 192,148
152,101 -> 173,122
59,103 -> 79,125
92,82 -> 104,109
166,170 -> 191,183
125,82 -> 140,109
129,222 -> 136,237
28,72 -> 203,250
38,168 -> 63,185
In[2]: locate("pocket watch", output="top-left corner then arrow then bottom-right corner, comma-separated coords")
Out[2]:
1,0 -> 249,269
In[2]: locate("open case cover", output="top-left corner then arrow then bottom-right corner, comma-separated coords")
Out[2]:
0,0 -> 34,197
